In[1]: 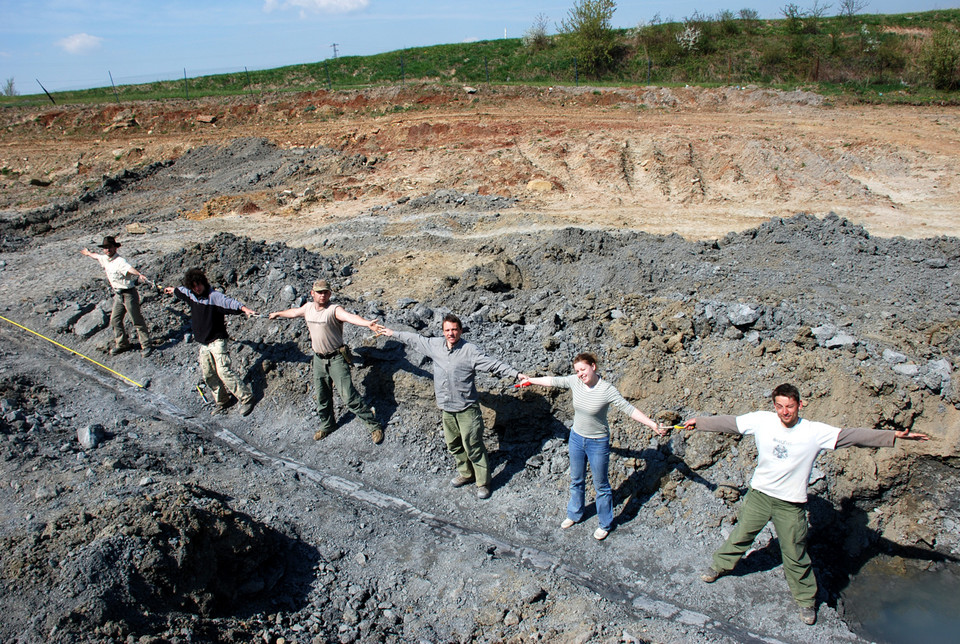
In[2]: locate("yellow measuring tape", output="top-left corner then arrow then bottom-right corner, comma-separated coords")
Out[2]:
0,315 -> 144,388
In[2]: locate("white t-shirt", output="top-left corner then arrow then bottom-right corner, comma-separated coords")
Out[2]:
95,254 -> 135,290
736,411 -> 841,503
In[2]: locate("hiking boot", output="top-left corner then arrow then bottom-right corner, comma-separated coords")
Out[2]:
371,429 -> 384,444
799,606 -> 817,625
476,486 -> 491,500
593,528 -> 609,541
700,567 -> 725,583
314,429 -> 331,441
141,346 -> 153,358
211,405 -> 229,416
109,344 -> 132,355
239,400 -> 255,417
450,475 -> 475,488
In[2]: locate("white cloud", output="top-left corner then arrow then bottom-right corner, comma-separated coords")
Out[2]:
263,0 -> 369,14
56,33 -> 104,55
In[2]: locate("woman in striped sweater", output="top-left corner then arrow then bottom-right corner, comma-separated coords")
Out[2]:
520,353 -> 665,540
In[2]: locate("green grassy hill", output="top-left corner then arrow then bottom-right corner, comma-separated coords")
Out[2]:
4,8 -> 959,107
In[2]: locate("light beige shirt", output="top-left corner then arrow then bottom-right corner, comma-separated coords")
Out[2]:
302,303 -> 343,355
94,254 -> 135,290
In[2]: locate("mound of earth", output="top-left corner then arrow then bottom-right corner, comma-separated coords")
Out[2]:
0,84 -> 958,644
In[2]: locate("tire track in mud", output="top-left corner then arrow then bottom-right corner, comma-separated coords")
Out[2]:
9,333 -> 792,644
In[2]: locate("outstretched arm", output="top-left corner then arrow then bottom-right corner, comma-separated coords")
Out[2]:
631,408 -> 664,435
835,427 -> 928,448
519,375 -> 554,387
125,267 -> 147,282
894,429 -> 928,441
268,307 -> 304,320
335,307 -> 380,333
683,416 -> 740,434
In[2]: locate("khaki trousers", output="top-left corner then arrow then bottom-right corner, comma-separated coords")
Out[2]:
441,404 -> 489,487
712,487 -> 818,607
312,352 -> 379,435
198,339 -> 252,407
111,289 -> 150,349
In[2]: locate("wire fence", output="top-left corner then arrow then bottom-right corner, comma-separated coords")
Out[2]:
5,46 -> 674,108
4,19 -> 956,108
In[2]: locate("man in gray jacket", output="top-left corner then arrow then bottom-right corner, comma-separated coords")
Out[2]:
380,313 -> 528,500
682,382 -> 928,625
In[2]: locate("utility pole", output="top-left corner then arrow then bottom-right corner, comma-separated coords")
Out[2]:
330,43 -> 339,59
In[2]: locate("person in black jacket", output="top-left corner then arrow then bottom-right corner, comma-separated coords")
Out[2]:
164,268 -> 257,416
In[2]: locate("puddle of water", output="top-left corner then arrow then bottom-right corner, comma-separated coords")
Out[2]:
842,555 -> 960,644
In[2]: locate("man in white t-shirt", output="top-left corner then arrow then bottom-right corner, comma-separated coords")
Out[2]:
81,236 -> 153,356
683,383 -> 927,625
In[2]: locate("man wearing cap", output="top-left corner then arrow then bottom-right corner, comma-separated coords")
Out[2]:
81,236 -> 154,357
269,279 -> 384,444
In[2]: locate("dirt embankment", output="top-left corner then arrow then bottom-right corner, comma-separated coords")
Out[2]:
2,84 -> 959,242
0,85 -> 958,644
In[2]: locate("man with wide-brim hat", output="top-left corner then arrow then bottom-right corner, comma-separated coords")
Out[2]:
81,236 -> 154,356
269,278 -> 385,444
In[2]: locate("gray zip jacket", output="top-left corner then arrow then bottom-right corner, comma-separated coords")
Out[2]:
394,331 -> 519,412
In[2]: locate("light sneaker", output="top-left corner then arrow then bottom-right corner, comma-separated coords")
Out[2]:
799,606 -> 817,625
371,429 -> 384,444
593,528 -> 609,541
476,486 -> 491,500
450,475 -> 475,488
560,518 -> 576,529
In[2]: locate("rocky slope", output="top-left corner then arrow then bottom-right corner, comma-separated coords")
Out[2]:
0,86 -> 958,644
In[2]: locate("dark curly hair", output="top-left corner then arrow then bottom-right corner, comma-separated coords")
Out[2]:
182,268 -> 210,294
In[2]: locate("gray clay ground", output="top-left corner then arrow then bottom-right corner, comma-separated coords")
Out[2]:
0,130 -> 959,644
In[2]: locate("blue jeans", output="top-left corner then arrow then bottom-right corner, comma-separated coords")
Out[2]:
567,429 -> 612,530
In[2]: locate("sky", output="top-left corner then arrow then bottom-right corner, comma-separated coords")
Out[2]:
2,0 -> 959,93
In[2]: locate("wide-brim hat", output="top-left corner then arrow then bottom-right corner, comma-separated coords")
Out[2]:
98,236 -> 120,249
312,279 -> 332,293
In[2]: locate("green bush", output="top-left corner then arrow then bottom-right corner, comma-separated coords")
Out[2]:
524,13 -> 553,52
739,8 -> 761,34
920,28 -> 960,90
636,21 -> 682,64
761,42 -> 790,68
718,10 -> 741,36
559,0 -> 621,76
